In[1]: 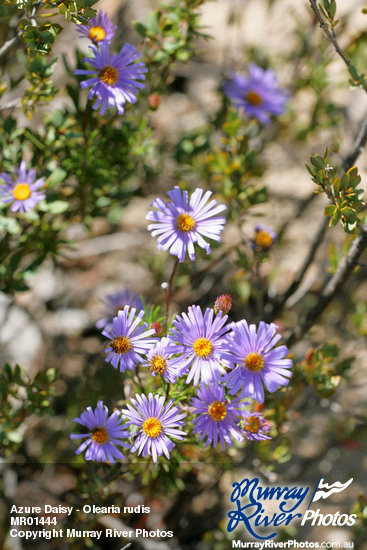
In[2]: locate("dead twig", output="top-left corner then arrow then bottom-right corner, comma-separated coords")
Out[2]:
286,223 -> 367,347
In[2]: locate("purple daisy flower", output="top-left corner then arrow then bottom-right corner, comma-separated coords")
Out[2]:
77,10 -> 117,44
224,320 -> 292,403
146,186 -> 227,263
96,289 -> 144,330
144,337 -> 184,384
191,384 -> 245,450
122,393 -> 187,462
241,411 -> 272,441
168,305 -> 233,386
103,306 -> 157,372
75,41 -> 147,115
70,401 -> 130,462
0,161 -> 45,213
224,63 -> 289,125
251,224 -> 276,252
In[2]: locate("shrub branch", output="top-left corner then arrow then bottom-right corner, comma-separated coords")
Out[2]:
309,0 -> 351,69
273,112 -> 367,322
286,223 -> 367,347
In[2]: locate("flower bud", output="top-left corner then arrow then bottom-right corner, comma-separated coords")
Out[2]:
214,294 -> 232,315
150,322 -> 163,336
148,93 -> 161,111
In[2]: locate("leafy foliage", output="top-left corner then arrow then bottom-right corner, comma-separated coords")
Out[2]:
306,151 -> 365,233
0,364 -> 58,454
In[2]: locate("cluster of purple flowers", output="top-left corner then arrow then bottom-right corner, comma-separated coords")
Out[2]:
100,302 -> 292,400
71,299 -> 292,462
75,10 -> 147,115
68,18 -> 291,464
71,396 -> 186,464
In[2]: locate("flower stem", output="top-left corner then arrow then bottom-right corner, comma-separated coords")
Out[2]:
165,382 -> 171,401
134,364 -> 145,393
165,257 -> 179,332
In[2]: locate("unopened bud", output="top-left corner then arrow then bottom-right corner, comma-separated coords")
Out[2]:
214,294 -> 232,315
150,322 -> 163,336
148,93 -> 161,111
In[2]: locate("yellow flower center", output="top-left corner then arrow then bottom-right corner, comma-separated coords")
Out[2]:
13,183 -> 31,201
177,213 -> 196,233
89,26 -> 106,42
149,355 -> 167,375
255,230 -> 274,250
246,91 -> 263,106
111,336 -> 132,354
91,426 -> 109,444
245,416 -> 261,433
100,65 -> 118,85
244,352 -> 264,372
208,401 -> 227,421
143,417 -> 162,438
193,338 -> 213,358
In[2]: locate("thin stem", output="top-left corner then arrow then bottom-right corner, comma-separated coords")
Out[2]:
252,255 -> 265,322
190,241 -> 241,284
0,36 -> 18,59
165,382 -> 171,401
277,217 -> 329,311
164,258 -> 179,331
309,0 -> 351,69
79,100 -> 91,219
276,193 -> 317,243
273,112 -> 367,318
286,223 -> 367,347
0,98 -> 22,111
342,113 -> 367,171
134,364 -> 144,393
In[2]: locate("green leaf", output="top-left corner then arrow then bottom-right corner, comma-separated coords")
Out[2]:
324,204 -> 336,217
340,173 -> 350,191
45,168 -> 67,188
322,343 -> 339,358
45,368 -> 57,383
333,177 -> 340,195
18,18 -> 29,30
348,64 -> 359,81
0,216 -> 21,235
134,22 -> 147,37
40,200 -> 69,214
349,175 -> 361,188
7,431 -> 23,444
145,12 -> 159,35
329,0 -> 337,20
22,29 -> 38,41
341,206 -> 357,223
305,163 -> 314,176
310,154 -> 326,170
330,209 -> 340,226
39,31 -> 55,43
